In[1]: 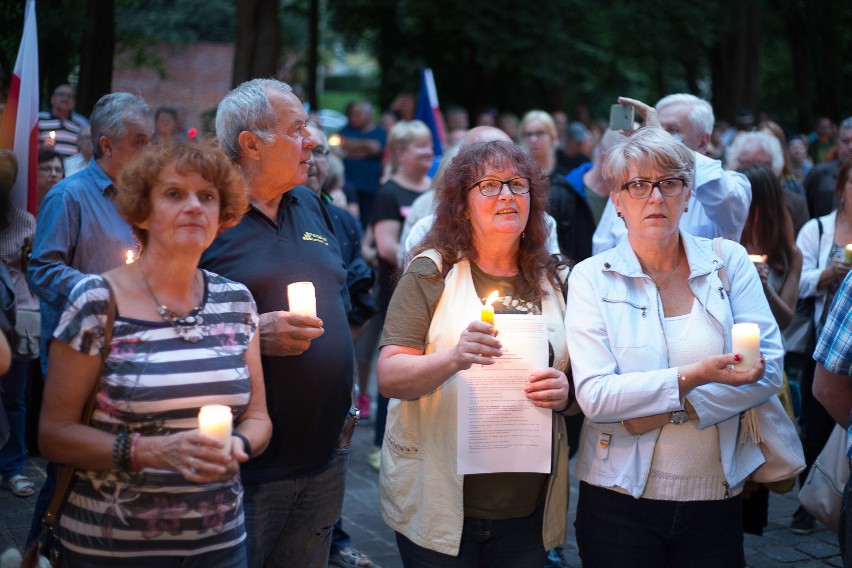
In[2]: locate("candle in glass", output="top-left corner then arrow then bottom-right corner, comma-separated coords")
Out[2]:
287,282 -> 316,317
481,290 -> 498,325
198,404 -> 232,454
731,323 -> 760,372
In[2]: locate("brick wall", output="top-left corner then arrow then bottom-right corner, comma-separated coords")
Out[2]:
112,42 -> 235,136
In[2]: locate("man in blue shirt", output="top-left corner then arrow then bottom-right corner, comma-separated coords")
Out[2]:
340,101 -> 385,226
25,91 -> 152,547
202,79 -> 355,568
813,271 -> 852,564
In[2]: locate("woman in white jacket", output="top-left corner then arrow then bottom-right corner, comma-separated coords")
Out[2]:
792,158 -> 852,532
566,127 -> 783,567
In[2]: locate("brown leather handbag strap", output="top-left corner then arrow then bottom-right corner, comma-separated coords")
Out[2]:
42,276 -> 117,531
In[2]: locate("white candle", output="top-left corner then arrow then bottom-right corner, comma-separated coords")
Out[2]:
287,281 -> 316,316
731,323 -> 760,372
198,404 -> 232,454
125,250 -> 135,264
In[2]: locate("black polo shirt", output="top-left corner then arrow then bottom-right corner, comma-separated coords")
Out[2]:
201,185 -> 353,481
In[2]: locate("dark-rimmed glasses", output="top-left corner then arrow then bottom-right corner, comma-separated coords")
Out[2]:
620,177 -> 686,199
469,177 -> 531,197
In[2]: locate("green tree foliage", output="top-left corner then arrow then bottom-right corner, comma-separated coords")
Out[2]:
329,0 -> 852,131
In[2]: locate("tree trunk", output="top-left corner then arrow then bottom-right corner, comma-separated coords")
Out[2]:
232,0 -> 280,88
306,0 -> 319,111
710,1 -> 761,124
76,0 -> 114,116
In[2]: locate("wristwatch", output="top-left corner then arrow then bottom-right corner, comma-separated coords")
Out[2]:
669,410 -> 689,425
348,405 -> 361,427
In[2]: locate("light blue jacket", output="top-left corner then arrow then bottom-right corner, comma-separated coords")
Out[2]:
565,232 -> 783,498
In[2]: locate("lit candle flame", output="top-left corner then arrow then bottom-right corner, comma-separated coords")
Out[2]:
49,131 -> 56,140
485,290 -> 499,306
328,133 -> 342,147
125,250 -> 135,264
481,290 -> 499,325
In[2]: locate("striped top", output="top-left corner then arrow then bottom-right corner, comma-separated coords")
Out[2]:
38,111 -> 88,157
53,271 -> 258,558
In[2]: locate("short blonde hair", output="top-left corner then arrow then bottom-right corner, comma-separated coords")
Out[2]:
603,126 -> 695,190
387,120 -> 432,174
116,141 -> 248,246
520,110 -> 558,142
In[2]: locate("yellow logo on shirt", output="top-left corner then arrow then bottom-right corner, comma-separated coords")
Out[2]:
302,232 -> 329,246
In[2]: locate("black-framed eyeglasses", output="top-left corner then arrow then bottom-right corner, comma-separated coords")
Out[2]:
311,147 -> 330,157
469,177 -> 531,197
620,177 -> 686,199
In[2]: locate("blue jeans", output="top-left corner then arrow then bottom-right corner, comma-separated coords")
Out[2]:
331,518 -> 351,554
395,503 -> 547,567
575,482 -> 745,568
0,359 -> 31,479
61,541 -> 247,567
243,448 -> 348,568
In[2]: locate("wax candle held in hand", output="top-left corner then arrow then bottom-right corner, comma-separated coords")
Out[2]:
481,290 -> 499,325
198,404 -> 232,455
731,323 -> 760,372
287,282 -> 316,317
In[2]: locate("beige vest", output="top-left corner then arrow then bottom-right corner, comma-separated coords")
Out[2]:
379,250 -> 570,556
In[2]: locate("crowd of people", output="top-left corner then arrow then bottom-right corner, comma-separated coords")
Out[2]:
0,78 -> 851,568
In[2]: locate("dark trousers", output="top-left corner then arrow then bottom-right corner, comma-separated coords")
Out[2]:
799,354 -> 836,486
575,482 -> 745,568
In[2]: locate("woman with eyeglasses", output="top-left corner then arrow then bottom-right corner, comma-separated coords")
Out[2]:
565,126 -> 784,567
376,140 -> 578,565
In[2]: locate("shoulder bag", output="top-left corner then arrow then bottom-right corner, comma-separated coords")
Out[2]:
798,423 -> 850,532
22,279 -> 117,568
713,238 -> 806,489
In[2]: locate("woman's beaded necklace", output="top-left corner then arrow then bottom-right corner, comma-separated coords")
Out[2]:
139,263 -> 206,343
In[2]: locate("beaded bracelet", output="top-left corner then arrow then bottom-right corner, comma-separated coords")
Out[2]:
112,432 -> 124,470
233,431 -> 252,459
129,433 -> 142,472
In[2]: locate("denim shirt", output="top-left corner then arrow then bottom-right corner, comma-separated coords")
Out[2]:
26,159 -> 137,371
566,232 -> 783,498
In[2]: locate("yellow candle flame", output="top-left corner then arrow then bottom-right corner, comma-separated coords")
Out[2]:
125,250 -> 135,264
328,133 -> 342,147
485,290 -> 499,306
49,131 -> 56,140
747,254 -> 766,263
481,290 -> 499,325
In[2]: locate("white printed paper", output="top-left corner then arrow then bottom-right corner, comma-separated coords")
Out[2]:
457,314 -> 552,474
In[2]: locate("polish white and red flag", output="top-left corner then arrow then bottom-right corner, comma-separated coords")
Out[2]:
415,68 -> 446,166
0,0 -> 39,215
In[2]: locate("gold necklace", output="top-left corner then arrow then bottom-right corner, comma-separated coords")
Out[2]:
641,254 -> 682,290
139,262 -> 206,343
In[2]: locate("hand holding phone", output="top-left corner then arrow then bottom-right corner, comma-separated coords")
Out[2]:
609,104 -> 634,131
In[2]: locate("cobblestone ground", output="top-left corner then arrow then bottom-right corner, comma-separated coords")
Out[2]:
0,425 -> 842,567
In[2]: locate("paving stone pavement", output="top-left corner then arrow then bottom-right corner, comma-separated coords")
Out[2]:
0,424 -> 843,567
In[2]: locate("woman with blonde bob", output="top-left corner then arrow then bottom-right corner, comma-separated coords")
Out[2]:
40,141 -> 271,566
566,127 -> 783,567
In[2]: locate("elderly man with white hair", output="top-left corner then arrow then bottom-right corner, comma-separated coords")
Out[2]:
592,93 -> 752,254
726,130 -> 809,233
